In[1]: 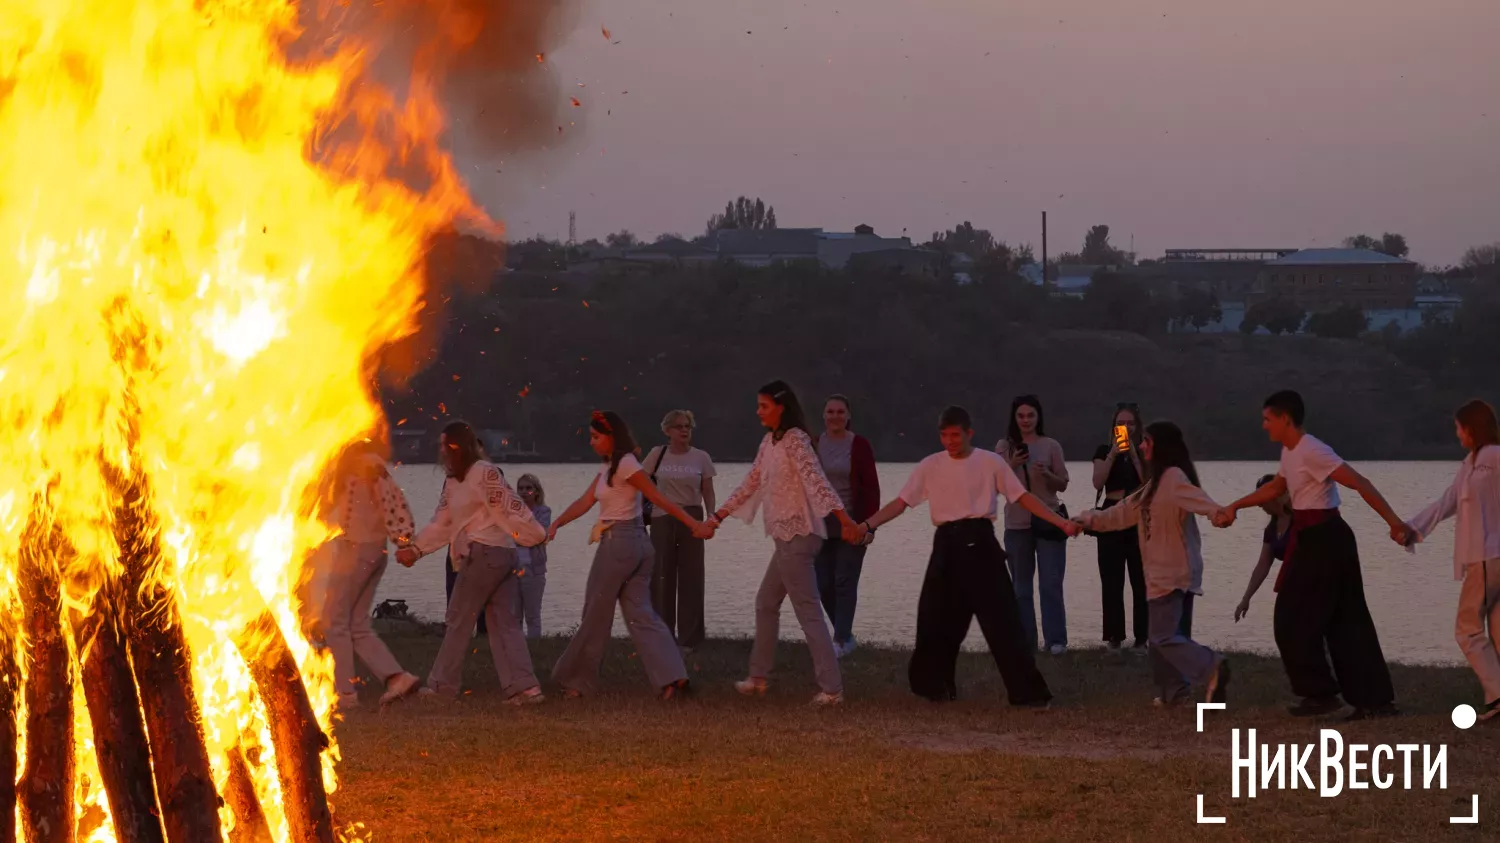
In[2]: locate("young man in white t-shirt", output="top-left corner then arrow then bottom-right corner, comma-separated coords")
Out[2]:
856,406 -> 1081,707
1220,390 -> 1410,720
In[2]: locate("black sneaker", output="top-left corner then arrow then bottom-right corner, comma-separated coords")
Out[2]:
1288,696 -> 1343,717
1206,659 -> 1231,705
1344,703 -> 1400,722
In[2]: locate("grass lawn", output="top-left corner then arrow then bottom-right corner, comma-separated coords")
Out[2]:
330,624 -> 1498,841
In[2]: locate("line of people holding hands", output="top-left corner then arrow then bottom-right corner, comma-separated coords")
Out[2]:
321,382 -> 1500,725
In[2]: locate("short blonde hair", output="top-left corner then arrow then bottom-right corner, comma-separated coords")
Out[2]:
661,409 -> 696,432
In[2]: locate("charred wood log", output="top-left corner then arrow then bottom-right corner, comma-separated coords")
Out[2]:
18,515 -> 75,843
75,584 -> 167,843
236,611 -> 334,843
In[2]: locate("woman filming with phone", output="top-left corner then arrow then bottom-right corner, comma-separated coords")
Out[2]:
1093,402 -> 1149,651
998,395 -> 1071,655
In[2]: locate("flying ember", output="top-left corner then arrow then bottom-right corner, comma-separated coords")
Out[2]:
0,1 -> 486,841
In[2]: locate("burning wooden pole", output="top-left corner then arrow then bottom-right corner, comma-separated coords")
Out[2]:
113,470 -> 225,843
18,512 -> 75,843
0,628 -> 18,843
236,610 -> 334,843
74,583 -> 167,843
224,744 -> 273,843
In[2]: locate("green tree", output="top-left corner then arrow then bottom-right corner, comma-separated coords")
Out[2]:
1343,232 -> 1409,258
1079,225 -> 1132,265
705,197 -> 777,236
1080,271 -> 1166,334
927,221 -> 997,259
1170,288 -> 1222,332
605,229 -> 640,249
1241,298 -> 1305,335
1461,242 -> 1500,277
1305,305 -> 1368,339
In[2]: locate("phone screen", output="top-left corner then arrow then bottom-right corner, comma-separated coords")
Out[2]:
1114,425 -> 1130,451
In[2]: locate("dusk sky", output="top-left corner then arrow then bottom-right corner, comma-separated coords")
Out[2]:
456,0 -> 1499,265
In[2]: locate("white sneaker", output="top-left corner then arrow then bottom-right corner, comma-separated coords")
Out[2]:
838,635 -> 858,658
378,672 -> 422,706
1048,644 -> 1068,656
734,678 -> 768,696
810,691 -> 844,707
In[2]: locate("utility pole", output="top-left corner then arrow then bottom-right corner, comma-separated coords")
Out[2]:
1041,211 -> 1049,286
568,210 -> 576,246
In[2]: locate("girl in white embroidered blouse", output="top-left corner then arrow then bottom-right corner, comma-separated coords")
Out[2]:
708,381 -> 861,706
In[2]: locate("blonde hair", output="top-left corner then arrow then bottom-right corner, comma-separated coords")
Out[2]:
661,409 -> 696,433
516,473 -> 545,506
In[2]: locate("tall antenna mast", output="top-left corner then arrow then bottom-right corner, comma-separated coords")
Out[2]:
567,210 -> 577,246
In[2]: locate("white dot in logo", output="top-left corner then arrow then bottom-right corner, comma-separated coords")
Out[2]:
1452,704 -> 1478,730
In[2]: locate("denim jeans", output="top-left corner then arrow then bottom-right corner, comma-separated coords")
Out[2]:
815,515 -> 867,644
1005,528 -> 1067,650
1148,590 -> 1217,703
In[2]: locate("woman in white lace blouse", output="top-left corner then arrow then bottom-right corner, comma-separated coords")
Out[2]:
708,381 -> 862,706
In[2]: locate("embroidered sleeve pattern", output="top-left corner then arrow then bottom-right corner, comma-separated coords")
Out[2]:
787,430 -> 844,519
481,465 -> 544,546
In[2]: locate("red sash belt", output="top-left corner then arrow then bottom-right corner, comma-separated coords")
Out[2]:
1274,508 -> 1339,592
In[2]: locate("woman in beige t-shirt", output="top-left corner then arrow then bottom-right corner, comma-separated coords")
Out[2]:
642,409 -> 717,651
997,395 -> 1071,655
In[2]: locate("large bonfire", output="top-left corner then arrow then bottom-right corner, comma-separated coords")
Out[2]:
0,1 -> 549,841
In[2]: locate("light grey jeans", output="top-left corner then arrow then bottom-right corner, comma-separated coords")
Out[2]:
552,521 -> 687,695
1457,559 -> 1500,705
749,534 -> 843,695
1148,590 -> 1217,703
513,569 -> 546,640
427,543 -> 539,698
323,540 -> 405,705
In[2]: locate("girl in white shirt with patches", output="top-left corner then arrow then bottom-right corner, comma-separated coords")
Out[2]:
1405,400 -> 1500,722
396,422 -> 547,704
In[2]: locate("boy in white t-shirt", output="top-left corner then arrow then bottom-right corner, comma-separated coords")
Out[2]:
856,406 -> 1081,707
1221,390 -> 1411,721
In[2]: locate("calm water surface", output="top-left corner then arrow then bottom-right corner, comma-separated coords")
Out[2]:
367,461 -> 1467,665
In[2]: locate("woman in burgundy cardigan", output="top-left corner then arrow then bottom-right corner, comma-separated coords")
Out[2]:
813,395 -> 881,657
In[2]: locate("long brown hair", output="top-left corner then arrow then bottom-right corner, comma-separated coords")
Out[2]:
1139,421 -> 1200,539
1456,399 -> 1500,457
590,411 -> 638,485
441,420 -> 485,481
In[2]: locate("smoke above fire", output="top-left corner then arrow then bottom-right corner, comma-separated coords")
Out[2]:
291,0 -> 579,390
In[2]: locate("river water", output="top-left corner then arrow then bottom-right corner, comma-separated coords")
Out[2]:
366,460 -> 1468,665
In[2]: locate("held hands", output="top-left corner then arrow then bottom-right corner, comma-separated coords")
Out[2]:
691,520 -> 717,540
1389,522 -> 1417,547
545,524 -> 560,543
840,519 -> 864,545
395,546 -> 419,567
1210,508 -> 1236,529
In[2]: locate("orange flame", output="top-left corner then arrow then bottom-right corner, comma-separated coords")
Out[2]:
0,0 -> 541,839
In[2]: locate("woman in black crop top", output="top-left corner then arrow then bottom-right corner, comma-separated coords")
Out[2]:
1091,403 -> 1148,650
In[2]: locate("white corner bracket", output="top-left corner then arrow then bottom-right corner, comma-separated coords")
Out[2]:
1197,794 -> 1226,824
1196,702 -> 1226,733
1195,703 -> 1229,824
1451,794 -> 1479,825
